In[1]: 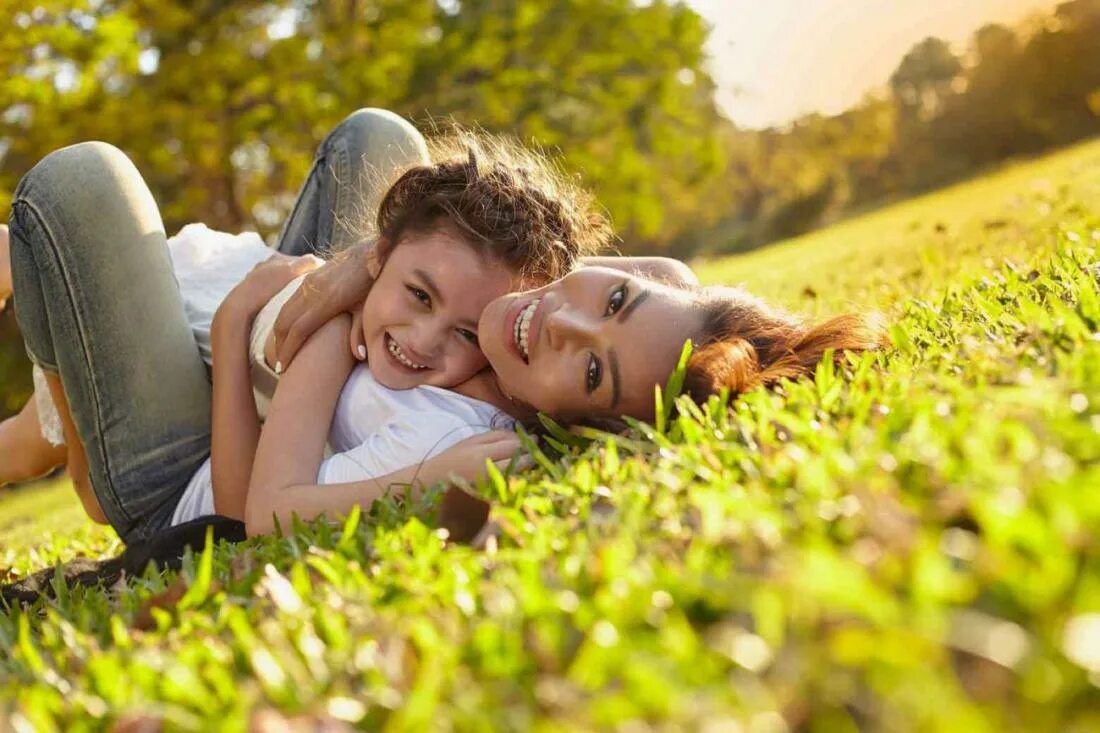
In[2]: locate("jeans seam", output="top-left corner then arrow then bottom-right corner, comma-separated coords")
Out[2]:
330,137 -> 352,251
12,197 -> 133,526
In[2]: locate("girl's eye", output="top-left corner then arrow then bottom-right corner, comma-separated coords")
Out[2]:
457,328 -> 479,346
407,286 -> 430,307
586,353 -> 602,393
605,284 -> 627,316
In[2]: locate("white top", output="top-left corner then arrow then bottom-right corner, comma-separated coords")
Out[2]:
170,362 -> 512,524
27,223 -> 516,525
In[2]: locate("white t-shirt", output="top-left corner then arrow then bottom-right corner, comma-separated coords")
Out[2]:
171,363 -> 512,524
25,223 -> 513,525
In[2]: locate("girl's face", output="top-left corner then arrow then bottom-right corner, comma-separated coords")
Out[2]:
361,229 -> 517,390
478,267 -> 704,421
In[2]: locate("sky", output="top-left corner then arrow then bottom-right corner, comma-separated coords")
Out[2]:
686,0 -> 1064,129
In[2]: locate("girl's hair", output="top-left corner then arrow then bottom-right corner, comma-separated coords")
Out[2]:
369,131 -> 611,284
682,286 -> 887,403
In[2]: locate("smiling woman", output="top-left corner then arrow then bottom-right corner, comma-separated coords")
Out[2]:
479,267 -> 702,421
476,266 -> 886,423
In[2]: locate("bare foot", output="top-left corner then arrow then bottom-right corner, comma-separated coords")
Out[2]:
0,223 -> 10,310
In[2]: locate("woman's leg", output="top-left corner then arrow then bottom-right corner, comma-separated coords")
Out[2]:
9,142 -> 212,543
276,108 -> 429,256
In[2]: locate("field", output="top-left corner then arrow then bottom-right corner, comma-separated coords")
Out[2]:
1,138 -> 1099,731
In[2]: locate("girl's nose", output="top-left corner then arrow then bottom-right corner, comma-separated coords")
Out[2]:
409,321 -> 446,360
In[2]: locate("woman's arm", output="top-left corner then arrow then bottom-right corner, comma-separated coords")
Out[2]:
272,244 -> 377,368
580,256 -> 698,287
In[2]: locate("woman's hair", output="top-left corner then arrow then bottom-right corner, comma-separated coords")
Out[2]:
368,131 -> 611,284
682,286 -> 887,403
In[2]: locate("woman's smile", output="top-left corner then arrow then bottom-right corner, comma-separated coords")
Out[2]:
511,297 -> 542,362
479,267 -> 704,421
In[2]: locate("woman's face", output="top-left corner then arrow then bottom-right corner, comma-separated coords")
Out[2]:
478,267 -> 703,421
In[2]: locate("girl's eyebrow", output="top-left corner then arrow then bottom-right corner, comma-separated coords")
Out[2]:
413,269 -> 443,305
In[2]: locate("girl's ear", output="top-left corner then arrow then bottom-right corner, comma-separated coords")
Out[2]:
365,242 -> 385,279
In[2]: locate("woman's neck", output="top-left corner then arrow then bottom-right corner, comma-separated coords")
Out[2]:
451,370 -> 535,420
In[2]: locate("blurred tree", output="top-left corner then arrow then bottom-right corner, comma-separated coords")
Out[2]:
889,37 -> 962,121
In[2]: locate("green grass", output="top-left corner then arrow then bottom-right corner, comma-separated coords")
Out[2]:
1,138 -> 1099,731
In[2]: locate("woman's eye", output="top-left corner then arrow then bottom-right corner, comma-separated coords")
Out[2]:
605,284 -> 627,316
457,328 -> 479,346
407,286 -> 430,307
586,353 -> 602,393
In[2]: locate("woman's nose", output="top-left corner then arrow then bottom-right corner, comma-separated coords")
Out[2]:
545,305 -> 595,349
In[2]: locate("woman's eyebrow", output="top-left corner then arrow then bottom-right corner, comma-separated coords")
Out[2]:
617,289 -> 649,323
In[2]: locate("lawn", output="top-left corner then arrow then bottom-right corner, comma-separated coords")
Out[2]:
1,138 -> 1099,731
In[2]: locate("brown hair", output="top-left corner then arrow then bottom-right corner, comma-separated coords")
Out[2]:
370,131 -> 611,284
683,286 -> 887,403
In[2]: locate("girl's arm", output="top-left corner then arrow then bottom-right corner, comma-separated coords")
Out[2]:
210,253 -> 323,519
245,315 -> 521,535
580,256 -> 698,287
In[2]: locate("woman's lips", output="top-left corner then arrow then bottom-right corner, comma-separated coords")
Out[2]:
506,296 -> 545,363
504,297 -> 526,362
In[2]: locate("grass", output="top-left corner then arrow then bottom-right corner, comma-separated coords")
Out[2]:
1,137 -> 1099,731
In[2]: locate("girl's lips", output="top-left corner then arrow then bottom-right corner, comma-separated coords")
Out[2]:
384,332 -> 431,372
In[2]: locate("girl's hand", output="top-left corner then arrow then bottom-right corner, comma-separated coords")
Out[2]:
429,430 -> 532,484
220,252 -> 324,323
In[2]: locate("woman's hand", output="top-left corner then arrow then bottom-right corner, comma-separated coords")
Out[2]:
273,245 -> 377,368
219,252 -> 324,324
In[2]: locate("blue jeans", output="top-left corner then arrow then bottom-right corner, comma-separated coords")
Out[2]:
8,108 -> 428,543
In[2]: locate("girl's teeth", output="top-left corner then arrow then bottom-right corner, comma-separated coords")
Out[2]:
388,337 -> 426,369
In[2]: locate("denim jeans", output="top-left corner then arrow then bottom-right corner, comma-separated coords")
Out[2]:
8,108 -> 428,543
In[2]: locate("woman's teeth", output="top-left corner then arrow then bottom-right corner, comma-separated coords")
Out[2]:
387,335 -> 426,370
513,298 -> 540,361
